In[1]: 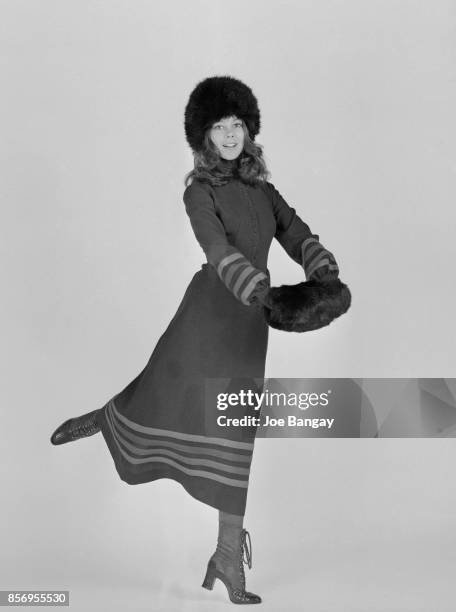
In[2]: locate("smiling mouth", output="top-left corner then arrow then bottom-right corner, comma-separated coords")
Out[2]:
223,143 -> 238,147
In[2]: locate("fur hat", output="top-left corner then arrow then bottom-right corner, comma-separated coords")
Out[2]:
264,279 -> 352,332
184,75 -> 261,152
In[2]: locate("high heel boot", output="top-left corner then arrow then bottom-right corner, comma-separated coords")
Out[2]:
202,512 -> 261,605
50,409 -> 101,445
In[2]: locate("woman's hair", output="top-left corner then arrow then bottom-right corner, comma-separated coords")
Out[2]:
184,121 -> 270,188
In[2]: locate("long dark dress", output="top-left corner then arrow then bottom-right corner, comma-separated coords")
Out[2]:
96,172 -> 325,515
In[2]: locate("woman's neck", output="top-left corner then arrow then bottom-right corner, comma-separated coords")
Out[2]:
219,157 -> 238,170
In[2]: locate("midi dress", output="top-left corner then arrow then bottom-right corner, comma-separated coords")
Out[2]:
96,171 -> 338,515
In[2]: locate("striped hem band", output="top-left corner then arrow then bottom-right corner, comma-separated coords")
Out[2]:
102,399 -> 253,488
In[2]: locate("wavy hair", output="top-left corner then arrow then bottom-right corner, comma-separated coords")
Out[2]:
184,121 -> 270,188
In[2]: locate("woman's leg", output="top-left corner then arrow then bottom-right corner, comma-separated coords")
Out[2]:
202,510 -> 261,604
213,511 -> 245,577
50,408 -> 101,445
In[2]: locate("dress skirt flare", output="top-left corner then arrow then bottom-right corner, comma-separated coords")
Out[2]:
97,263 -> 269,515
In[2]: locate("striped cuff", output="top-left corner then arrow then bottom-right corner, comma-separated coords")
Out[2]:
217,252 -> 268,305
301,237 -> 340,280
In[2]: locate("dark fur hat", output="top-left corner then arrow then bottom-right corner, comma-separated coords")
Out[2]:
264,279 -> 352,332
184,75 -> 261,152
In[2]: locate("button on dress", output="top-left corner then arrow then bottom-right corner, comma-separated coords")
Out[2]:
96,175 -> 332,515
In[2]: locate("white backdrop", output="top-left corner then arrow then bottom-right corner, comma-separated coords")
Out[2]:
1,1 -> 456,611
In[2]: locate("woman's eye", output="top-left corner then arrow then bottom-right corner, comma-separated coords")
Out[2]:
213,123 -> 242,129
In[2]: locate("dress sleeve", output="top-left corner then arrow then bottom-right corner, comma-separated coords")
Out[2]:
183,181 -> 269,305
267,181 -> 340,281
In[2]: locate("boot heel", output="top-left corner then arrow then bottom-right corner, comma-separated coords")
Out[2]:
202,562 -> 216,590
201,530 -> 262,604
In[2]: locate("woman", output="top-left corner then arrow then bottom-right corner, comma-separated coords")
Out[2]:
50,75 -> 340,605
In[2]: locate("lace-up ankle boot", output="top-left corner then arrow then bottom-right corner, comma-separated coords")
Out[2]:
50,409 -> 101,445
202,514 -> 261,604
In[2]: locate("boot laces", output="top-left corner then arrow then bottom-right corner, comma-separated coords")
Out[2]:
71,412 -> 98,439
240,528 -> 252,570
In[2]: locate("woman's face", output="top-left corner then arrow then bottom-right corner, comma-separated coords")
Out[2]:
209,115 -> 245,160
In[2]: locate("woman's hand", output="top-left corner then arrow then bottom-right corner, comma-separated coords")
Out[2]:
301,238 -> 340,282
309,266 -> 340,282
249,283 -> 273,309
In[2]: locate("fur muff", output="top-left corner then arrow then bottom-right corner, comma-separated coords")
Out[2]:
264,279 -> 352,332
184,75 -> 261,152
